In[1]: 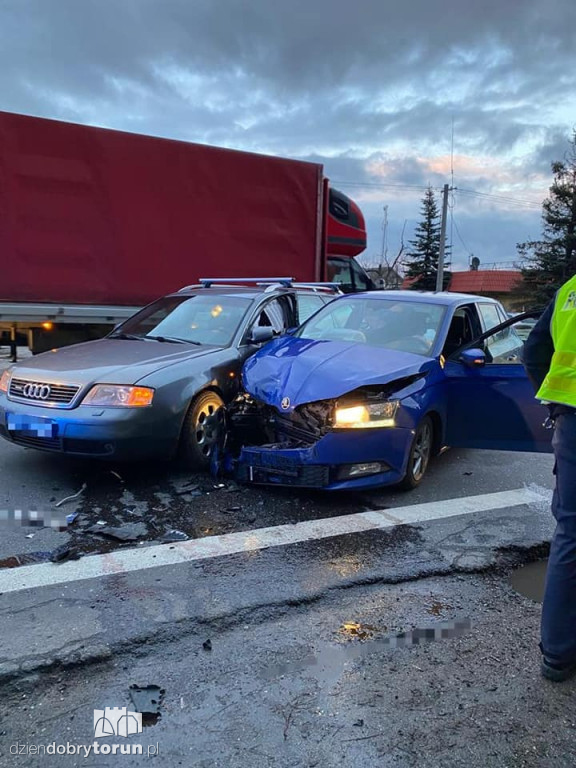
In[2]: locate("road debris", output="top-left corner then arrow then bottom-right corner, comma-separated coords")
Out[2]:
338,622 -> 380,641
87,522 -> 149,541
65,511 -> 79,526
203,639 -> 213,652
54,483 -> 87,508
49,544 -> 82,563
110,471 -> 124,483
160,529 -> 189,543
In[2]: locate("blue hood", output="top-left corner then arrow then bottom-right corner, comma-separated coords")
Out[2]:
243,336 -> 433,409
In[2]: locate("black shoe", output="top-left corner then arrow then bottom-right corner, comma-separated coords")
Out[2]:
541,656 -> 576,682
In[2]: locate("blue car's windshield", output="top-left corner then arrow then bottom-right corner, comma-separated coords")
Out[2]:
116,294 -> 252,346
296,297 -> 446,356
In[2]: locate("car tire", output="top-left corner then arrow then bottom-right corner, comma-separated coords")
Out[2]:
398,415 -> 433,491
180,391 -> 225,470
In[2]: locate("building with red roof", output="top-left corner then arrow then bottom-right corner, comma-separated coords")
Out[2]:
401,269 -> 525,310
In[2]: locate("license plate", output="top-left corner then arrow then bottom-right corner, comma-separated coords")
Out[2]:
6,414 -> 59,438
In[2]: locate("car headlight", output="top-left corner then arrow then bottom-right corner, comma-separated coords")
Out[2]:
0,369 -> 12,394
81,385 -> 155,408
334,400 -> 399,429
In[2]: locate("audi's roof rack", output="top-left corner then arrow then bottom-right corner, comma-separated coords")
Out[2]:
289,282 -> 341,294
199,277 -> 295,288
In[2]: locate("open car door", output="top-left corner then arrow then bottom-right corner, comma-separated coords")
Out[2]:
443,312 -> 553,452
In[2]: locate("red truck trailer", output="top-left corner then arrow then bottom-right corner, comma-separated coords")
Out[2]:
0,111 -> 373,354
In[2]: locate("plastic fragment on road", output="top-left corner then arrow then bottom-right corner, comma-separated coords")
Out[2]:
49,544 -> 82,563
87,522 -> 148,541
66,511 -> 79,525
160,529 -> 189,543
54,483 -> 87,508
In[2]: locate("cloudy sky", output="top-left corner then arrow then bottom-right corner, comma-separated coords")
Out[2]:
2,0 -> 575,271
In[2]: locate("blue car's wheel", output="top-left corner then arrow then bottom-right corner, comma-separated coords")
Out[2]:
181,391 -> 225,469
399,415 -> 433,490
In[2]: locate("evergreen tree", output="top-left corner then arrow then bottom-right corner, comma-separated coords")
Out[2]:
517,133 -> 576,306
404,186 -> 451,291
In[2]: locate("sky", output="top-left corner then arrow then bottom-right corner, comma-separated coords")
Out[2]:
2,0 -> 575,272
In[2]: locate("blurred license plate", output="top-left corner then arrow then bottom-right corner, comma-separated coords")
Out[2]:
6,414 -> 58,437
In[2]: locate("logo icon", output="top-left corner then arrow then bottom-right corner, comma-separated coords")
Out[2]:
280,397 -> 291,410
22,383 -> 51,400
564,290 -> 576,311
94,708 -> 143,738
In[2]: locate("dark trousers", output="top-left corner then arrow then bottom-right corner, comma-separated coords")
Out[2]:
541,411 -> 576,663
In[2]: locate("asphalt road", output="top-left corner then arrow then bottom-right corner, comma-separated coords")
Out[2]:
0,381 -> 565,767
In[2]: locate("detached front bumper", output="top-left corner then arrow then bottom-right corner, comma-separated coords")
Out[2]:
235,428 -> 415,490
0,395 -> 177,460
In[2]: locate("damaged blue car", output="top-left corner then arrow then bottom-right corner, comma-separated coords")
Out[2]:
228,291 -> 552,490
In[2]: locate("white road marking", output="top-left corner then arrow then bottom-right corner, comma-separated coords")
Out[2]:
0,487 -> 550,595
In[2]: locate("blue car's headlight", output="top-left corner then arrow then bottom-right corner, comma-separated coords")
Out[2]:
334,400 -> 399,429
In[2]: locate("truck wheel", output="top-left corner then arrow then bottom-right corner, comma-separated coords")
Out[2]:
398,415 -> 433,491
181,391 -> 225,469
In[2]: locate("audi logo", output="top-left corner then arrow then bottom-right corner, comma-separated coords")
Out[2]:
22,383 -> 52,400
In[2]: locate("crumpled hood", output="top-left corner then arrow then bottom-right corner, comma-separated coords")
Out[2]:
9,338 -> 217,386
243,336 -> 432,409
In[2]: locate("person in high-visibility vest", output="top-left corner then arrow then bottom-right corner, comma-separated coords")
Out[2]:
523,273 -> 576,682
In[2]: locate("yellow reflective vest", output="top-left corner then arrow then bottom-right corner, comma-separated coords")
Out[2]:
537,274 -> 576,407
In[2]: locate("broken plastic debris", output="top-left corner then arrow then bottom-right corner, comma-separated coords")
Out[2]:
25,533 -> 35,539
54,483 -> 87,508
160,529 -> 189,543
202,639 -> 213,651
49,544 -> 82,563
66,511 -> 79,526
88,522 -> 148,541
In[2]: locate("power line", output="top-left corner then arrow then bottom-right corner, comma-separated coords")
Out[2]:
333,180 -> 543,209
457,188 -> 541,209
333,180 -> 431,192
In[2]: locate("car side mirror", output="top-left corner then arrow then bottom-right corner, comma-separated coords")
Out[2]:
249,326 -> 275,344
459,348 -> 486,368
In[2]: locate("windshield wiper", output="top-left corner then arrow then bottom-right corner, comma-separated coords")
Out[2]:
108,332 -> 146,340
145,335 -> 202,345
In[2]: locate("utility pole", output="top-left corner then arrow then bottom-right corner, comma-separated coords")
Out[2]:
435,183 -> 450,293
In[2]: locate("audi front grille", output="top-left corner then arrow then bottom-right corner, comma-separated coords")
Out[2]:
8,378 -> 81,407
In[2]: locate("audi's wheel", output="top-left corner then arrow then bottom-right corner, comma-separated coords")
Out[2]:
399,415 -> 433,490
180,391 -> 226,469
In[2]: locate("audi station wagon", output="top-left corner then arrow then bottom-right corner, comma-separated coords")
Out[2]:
0,280 -> 336,466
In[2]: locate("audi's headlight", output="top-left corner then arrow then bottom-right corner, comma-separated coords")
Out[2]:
0,369 -> 12,394
82,385 -> 154,408
334,400 -> 399,429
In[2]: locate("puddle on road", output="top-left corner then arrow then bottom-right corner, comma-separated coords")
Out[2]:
509,559 -> 547,603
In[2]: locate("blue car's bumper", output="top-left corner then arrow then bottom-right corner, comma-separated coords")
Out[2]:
0,395 -> 177,460
235,427 -> 415,490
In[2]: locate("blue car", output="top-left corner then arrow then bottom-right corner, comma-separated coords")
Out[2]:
230,291 -> 552,490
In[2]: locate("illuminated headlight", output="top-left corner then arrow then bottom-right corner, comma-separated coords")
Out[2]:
334,400 -> 399,429
0,369 -> 12,394
81,385 -> 154,408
